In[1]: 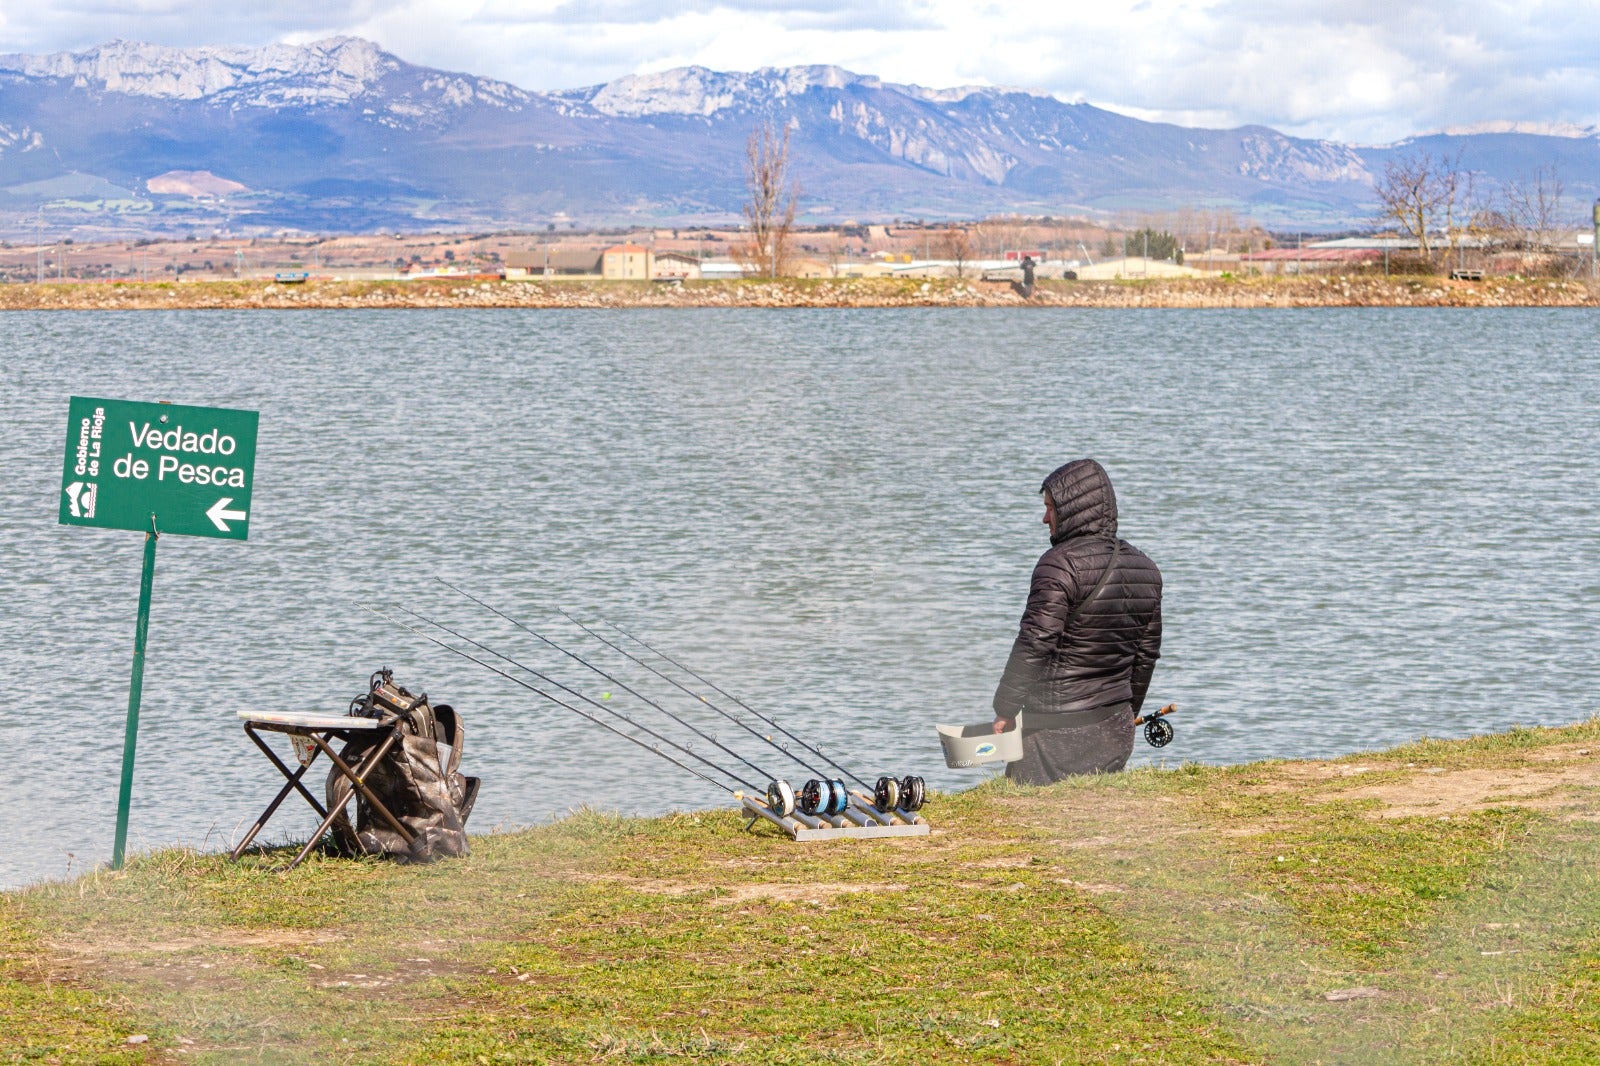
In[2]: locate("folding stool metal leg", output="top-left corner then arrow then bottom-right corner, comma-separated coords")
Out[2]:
230,723 -> 332,860
282,729 -> 413,871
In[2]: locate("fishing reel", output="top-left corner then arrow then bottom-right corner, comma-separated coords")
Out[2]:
766,779 -> 796,818
885,775 -> 925,812
797,778 -> 850,817
1134,704 -> 1177,749
768,775 -> 927,817
873,775 -> 901,812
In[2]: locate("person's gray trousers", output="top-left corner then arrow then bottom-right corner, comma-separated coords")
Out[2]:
1005,703 -> 1135,785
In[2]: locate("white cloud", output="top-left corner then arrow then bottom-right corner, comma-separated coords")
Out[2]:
3,0 -> 1600,143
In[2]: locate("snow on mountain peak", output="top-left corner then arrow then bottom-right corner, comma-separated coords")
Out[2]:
579,65 -> 857,117
0,36 -> 540,118
575,64 -> 1041,117
1437,120 -> 1598,139
0,37 -> 395,103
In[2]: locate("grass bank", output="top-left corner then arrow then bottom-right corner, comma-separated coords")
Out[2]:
4,720 -> 1598,1064
0,275 -> 1597,310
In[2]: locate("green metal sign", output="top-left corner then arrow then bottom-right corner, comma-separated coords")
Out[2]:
60,396 -> 259,539
59,395 -> 261,870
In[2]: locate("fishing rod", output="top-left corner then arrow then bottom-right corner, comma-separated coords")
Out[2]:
556,606 -> 926,815
425,586 -> 782,787
393,604 -> 769,793
434,583 -> 856,818
357,602 -> 758,797
435,583 -> 924,819
588,612 -> 927,815
596,614 -> 876,792
438,579 -> 832,784
549,604 -> 839,780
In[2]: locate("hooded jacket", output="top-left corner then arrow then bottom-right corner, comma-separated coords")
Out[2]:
993,459 -> 1162,723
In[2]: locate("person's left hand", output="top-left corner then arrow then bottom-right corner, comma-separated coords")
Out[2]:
993,716 -> 1015,735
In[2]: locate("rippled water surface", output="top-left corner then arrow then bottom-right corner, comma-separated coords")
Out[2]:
2,307 -> 1597,888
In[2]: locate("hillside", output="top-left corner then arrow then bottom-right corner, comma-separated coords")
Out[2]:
3,38 -> 1600,236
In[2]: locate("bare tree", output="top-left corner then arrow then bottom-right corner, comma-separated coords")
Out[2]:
739,121 -> 799,278
1374,150 -> 1465,259
936,227 -> 974,277
1500,165 -> 1567,252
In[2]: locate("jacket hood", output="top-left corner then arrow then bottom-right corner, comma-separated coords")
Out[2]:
1041,458 -> 1118,544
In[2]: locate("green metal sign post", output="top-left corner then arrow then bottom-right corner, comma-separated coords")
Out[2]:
59,396 -> 260,869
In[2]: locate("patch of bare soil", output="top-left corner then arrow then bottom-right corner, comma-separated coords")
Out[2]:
48,929 -> 334,956
1326,760 -> 1599,818
591,874 -> 906,905
1260,743 -> 1599,819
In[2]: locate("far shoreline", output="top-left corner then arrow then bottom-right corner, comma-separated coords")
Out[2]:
2,274 -> 1599,311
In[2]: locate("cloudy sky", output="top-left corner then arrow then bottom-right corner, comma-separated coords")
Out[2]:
1,1 -> 1595,144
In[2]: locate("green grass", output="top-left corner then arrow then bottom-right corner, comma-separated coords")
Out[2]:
0,896 -> 151,1063
4,721 -> 1598,1064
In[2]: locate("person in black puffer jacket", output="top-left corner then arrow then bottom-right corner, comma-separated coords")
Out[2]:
992,459 -> 1162,784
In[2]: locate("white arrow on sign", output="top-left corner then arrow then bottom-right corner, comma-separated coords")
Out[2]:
206,497 -> 248,532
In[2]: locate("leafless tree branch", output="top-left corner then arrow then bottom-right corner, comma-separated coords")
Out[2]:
739,122 -> 799,278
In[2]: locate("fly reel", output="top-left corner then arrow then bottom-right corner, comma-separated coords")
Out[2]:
797,778 -> 849,816
776,775 -> 928,816
899,775 -> 926,812
873,775 -> 901,812
874,775 -> 926,812
766,779 -> 796,818
1134,704 -> 1178,748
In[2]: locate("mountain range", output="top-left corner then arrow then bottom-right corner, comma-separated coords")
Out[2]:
2,36 -> 1599,237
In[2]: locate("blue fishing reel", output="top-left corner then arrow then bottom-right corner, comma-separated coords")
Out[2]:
797,778 -> 850,816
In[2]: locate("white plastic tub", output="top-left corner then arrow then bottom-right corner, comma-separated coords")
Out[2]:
936,718 -> 1023,768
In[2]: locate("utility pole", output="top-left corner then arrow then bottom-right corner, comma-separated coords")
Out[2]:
1592,199 -> 1599,280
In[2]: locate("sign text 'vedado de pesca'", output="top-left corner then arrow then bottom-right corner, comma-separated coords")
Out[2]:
60,396 -> 260,540
116,419 -> 249,487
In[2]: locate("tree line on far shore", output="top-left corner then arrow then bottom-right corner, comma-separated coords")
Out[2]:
1375,151 -> 1589,276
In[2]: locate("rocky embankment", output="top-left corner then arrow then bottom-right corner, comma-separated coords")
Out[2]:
2,275 -> 1598,310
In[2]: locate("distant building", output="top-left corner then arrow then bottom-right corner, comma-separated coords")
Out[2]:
503,249 -> 603,278
835,260 -> 895,279
698,260 -> 747,280
788,258 -> 833,278
652,251 -> 702,280
603,244 -> 652,280
1240,248 -> 1383,275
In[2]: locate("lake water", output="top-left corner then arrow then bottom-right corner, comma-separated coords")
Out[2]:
2,307 -> 1597,889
